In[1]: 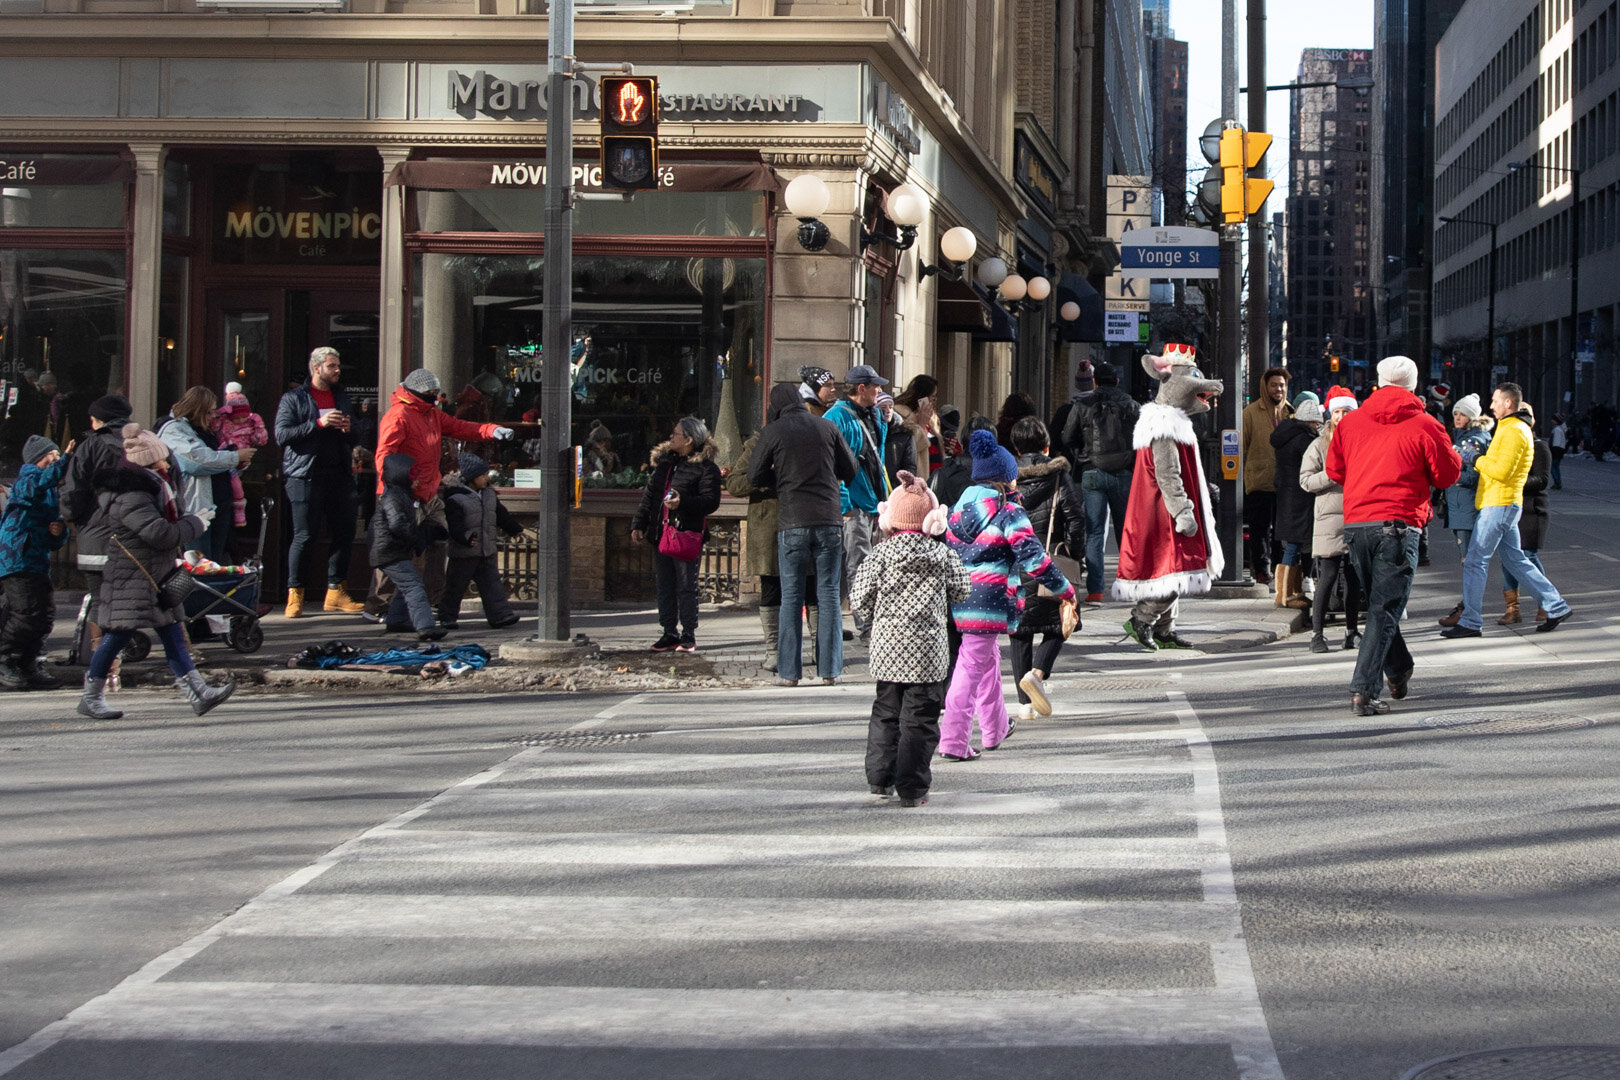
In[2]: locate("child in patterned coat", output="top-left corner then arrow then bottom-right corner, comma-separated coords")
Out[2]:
850,470 -> 969,807
939,430 -> 1076,760
211,381 -> 270,527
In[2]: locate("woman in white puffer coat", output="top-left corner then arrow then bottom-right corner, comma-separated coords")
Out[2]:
1298,387 -> 1362,653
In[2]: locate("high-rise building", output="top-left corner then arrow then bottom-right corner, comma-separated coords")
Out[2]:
1148,31 -> 1189,227
1371,0 -> 1465,373
1430,0 -> 1619,416
1143,0 -> 1173,40
1285,48 -> 1375,390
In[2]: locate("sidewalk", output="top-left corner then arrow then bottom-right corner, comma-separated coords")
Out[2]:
37,579 -> 1306,695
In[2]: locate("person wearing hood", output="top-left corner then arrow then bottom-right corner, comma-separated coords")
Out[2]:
370,452 -> 449,641
1436,393 -> 1494,628
1269,399 -> 1324,609
0,435 -> 72,690
939,430 -> 1076,760
630,417 -> 723,652
1326,356 -> 1461,715
1443,387 -> 1571,638
75,424 -> 235,720
437,452 -> 523,631
60,394 -> 146,659
850,470 -> 970,807
747,383 -> 858,683
211,381 -> 270,529
1007,417 -> 1086,721
275,347 -> 366,618
1299,387 -> 1362,652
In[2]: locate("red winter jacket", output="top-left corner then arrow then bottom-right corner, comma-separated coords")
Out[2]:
1325,385 -> 1461,527
375,386 -> 502,503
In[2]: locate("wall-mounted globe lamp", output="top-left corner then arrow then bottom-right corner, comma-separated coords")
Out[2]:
863,182 -> 926,251
783,175 -> 832,252
999,273 -> 1028,303
920,226 -> 978,280
975,257 -> 1009,290
1060,301 -> 1081,322
1026,276 -> 1052,302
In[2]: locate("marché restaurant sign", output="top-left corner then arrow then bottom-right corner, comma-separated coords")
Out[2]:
448,70 -> 818,122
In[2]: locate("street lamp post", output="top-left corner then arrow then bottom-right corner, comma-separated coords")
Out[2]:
1439,215 -> 1498,391
1509,160 -> 1581,412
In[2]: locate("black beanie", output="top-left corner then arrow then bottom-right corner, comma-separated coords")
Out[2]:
89,394 -> 133,423
458,452 -> 491,484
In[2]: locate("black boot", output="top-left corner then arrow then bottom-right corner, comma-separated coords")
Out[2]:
22,658 -> 60,690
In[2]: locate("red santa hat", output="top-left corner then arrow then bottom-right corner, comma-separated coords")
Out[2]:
1325,385 -> 1358,413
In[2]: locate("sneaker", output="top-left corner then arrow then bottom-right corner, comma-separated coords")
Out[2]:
1439,624 -> 1483,639
1535,609 -> 1573,633
651,633 -> 680,651
0,662 -> 25,691
1309,634 -> 1330,654
986,717 -> 1016,750
842,629 -> 855,641
676,635 -> 698,652
359,610 -> 383,624
820,677 -> 837,686
1386,667 -> 1412,700
438,620 -> 459,631
869,784 -> 894,797
1342,630 -> 1361,650
1085,592 -> 1105,604
776,677 -> 800,687
899,795 -> 928,808
418,627 -> 448,642
1351,693 -> 1390,716
1018,671 -> 1051,716
489,614 -> 522,630
1017,703 -> 1037,722
940,748 -> 980,762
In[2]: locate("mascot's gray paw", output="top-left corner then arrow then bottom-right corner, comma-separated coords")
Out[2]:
1174,508 -> 1198,536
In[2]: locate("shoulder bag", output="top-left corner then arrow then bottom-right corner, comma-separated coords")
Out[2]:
1036,498 -> 1084,602
656,487 -> 705,563
112,534 -> 196,609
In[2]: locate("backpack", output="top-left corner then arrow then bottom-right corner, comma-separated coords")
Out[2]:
1086,395 -> 1136,472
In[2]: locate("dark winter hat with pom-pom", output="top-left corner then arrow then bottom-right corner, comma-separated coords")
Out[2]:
968,427 -> 1018,484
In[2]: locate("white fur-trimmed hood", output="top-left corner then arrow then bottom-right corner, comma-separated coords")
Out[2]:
1133,402 -> 1195,449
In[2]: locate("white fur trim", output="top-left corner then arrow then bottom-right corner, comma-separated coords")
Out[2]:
1112,570 -> 1213,601
1326,394 -> 1357,412
1132,402 -> 1195,449
1189,440 -> 1225,580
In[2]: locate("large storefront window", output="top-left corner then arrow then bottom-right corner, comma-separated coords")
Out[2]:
415,188 -> 765,238
410,251 -> 767,482
0,248 -> 127,460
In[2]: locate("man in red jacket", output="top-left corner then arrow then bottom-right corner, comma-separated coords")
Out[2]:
1326,356 -> 1461,716
373,368 -> 512,613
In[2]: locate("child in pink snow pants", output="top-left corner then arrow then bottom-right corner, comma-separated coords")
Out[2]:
939,430 -> 1076,760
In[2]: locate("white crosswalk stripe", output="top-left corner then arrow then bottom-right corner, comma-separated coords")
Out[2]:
0,685 -> 1285,1079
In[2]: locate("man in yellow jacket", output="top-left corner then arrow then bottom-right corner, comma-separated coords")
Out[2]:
1442,382 -> 1573,637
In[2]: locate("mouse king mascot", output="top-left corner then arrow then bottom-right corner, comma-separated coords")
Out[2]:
1113,344 -> 1225,649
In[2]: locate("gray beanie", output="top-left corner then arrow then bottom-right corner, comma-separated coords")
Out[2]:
22,434 -> 59,465
402,368 -> 441,397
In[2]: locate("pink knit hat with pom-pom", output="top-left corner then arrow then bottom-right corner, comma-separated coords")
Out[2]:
878,470 -> 948,536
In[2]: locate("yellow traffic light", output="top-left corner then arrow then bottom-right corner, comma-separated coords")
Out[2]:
1219,126 -> 1274,224
1330,356 -> 1341,372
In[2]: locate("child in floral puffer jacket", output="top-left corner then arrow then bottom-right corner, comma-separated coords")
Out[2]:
939,430 -> 1075,760
211,381 -> 269,527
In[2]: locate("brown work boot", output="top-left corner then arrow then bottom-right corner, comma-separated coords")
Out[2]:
1496,589 -> 1520,625
284,587 -> 305,619
323,584 -> 366,614
1437,602 -> 1464,627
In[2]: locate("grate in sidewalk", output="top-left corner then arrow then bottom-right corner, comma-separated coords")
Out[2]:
508,731 -> 654,748
1418,711 -> 1595,735
1400,1045 -> 1620,1079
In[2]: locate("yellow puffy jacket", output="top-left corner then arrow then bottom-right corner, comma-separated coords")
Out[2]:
1475,414 -> 1533,509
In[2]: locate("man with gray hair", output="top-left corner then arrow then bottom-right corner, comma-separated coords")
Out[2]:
274,346 -> 365,618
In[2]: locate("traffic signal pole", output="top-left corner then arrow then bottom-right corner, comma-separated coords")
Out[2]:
1246,0 -> 1269,379
1216,0 -> 1247,586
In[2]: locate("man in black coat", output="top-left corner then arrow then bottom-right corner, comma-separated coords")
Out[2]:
748,382 -> 858,685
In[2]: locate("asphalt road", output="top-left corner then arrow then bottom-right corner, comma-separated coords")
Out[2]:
1,456 -> 1615,1080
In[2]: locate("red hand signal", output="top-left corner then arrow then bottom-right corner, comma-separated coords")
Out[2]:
616,80 -> 647,125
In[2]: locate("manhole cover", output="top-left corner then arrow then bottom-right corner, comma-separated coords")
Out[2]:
508,731 -> 653,747
1419,711 -> 1595,735
1401,1045 -> 1620,1079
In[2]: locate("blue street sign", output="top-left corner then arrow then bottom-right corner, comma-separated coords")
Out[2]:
1119,226 -> 1220,279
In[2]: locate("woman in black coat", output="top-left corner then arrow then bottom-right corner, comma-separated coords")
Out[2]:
1007,418 -> 1086,720
630,417 -> 723,652
1269,403 -> 1323,608
76,424 -> 234,720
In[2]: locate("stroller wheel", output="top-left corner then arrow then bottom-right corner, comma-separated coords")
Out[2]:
121,632 -> 152,663
226,618 -> 264,654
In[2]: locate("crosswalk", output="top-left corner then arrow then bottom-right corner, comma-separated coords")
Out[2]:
0,684 -> 1284,1080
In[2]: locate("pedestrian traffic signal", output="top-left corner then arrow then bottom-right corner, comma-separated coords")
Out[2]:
1218,126 -> 1274,224
599,75 -> 660,191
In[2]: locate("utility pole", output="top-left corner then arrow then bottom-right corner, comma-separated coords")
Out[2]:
1216,0 -> 1248,585
1246,0 -> 1268,375
537,0 -> 575,642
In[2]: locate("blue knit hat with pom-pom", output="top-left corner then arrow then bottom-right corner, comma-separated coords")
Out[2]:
969,428 -> 1018,483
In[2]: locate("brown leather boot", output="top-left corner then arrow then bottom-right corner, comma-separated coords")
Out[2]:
285,587 -> 305,619
1273,565 -> 1293,607
1438,602 -> 1464,627
323,584 -> 366,614
1537,605 -> 1548,624
1496,589 -> 1520,625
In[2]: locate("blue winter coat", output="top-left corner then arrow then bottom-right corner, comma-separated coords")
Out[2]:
1445,423 -> 1493,532
0,458 -> 70,578
825,398 -> 889,514
945,484 -> 1074,635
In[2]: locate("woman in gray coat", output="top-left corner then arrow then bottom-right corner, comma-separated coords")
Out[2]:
76,424 -> 235,720
1298,392 -> 1361,653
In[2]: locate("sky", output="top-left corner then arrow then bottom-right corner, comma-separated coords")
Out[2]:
1171,0 -> 1375,198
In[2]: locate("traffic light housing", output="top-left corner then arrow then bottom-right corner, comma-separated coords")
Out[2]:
599,76 -> 660,191
1218,126 -> 1274,224
1330,356 -> 1341,373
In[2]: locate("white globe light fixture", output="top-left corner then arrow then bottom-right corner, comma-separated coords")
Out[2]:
975,257 -> 1009,289
783,175 -> 832,251
999,273 -> 1028,303
885,183 -> 926,226
1026,275 -> 1052,302
939,226 -> 978,264
1060,301 -> 1081,322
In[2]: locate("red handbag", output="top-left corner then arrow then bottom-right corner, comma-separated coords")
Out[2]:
656,488 -> 705,562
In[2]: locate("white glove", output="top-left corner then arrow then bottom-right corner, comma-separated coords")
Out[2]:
193,506 -> 217,527
1173,506 -> 1197,537
492,426 -> 514,440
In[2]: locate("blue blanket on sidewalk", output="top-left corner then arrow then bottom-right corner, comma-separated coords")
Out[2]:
314,643 -> 492,671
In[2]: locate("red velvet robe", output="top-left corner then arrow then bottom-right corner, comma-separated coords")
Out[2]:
1112,403 -> 1224,600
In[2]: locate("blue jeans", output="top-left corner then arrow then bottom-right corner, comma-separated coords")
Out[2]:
779,525 -> 844,680
381,558 -> 435,632
1281,541 -> 1304,567
89,622 -> 192,680
1081,467 -> 1131,595
1345,524 -> 1417,700
1501,549 -> 1543,591
1461,505 -> 1568,629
